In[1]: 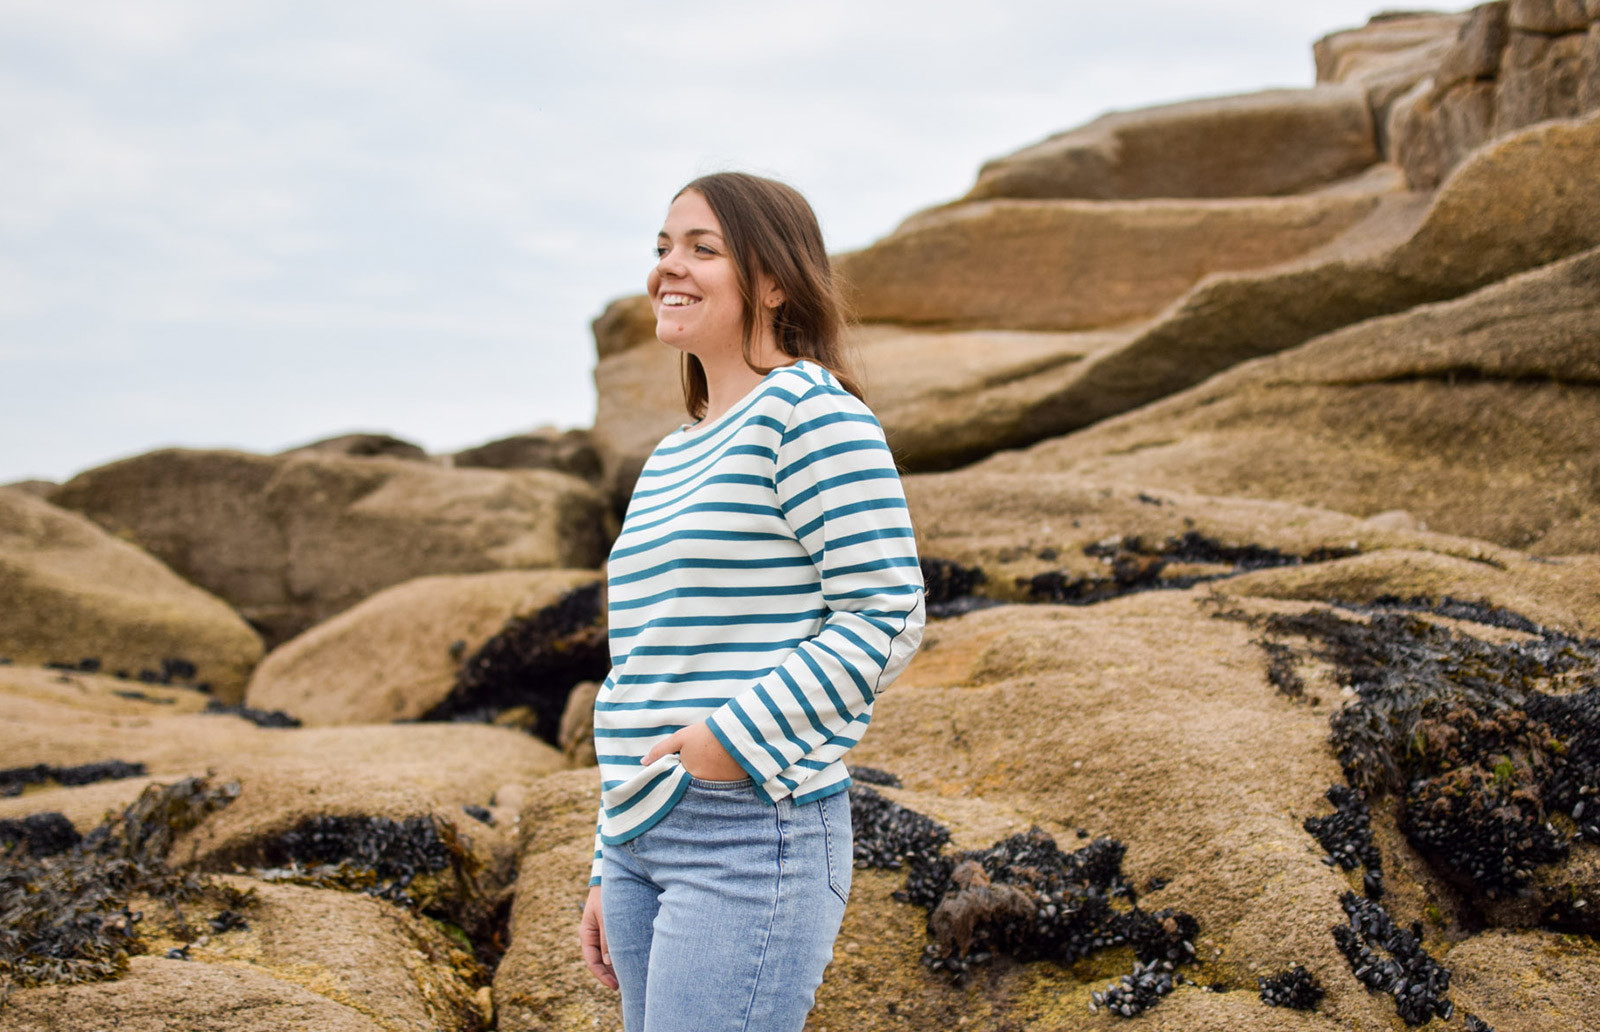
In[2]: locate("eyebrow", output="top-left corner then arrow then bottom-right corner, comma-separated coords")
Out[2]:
657,227 -> 723,240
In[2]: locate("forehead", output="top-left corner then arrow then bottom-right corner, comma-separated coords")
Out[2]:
659,189 -> 722,237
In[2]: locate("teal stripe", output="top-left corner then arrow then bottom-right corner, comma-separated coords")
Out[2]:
609,609 -> 827,640
593,724 -> 683,738
728,696 -> 794,773
616,667 -> 774,685
640,443 -> 777,481
812,638 -> 872,709
830,526 -> 916,550
832,624 -> 888,671
596,697 -> 728,711
627,638 -> 805,657
824,583 -> 922,602
776,438 -> 890,485
603,767 -> 676,818
779,468 -> 899,516
778,665 -> 829,739
610,582 -> 817,612
600,775 -> 693,844
652,395 -> 793,456
753,682 -> 810,757
610,554 -> 813,588
793,497 -> 908,539
629,471 -> 774,510
609,528 -> 793,564
781,410 -> 878,447
625,499 -> 784,537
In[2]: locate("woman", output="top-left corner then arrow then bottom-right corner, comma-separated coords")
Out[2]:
577,171 -> 925,1032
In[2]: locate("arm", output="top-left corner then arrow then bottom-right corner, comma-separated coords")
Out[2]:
702,385 -> 925,799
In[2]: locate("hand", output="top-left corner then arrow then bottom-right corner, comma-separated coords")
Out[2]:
579,885 -> 617,990
642,722 -> 748,781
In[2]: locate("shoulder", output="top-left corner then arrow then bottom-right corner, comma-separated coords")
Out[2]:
774,361 -> 879,432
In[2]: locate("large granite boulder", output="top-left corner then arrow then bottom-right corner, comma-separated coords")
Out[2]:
490,564 -> 1600,1031
451,427 -> 602,482
276,431 -> 429,461
833,188 -> 1385,331
964,86 -> 1379,202
981,241 -> 1600,555
1388,0 -> 1600,186
0,487 -> 262,701
49,448 -> 614,647
1019,111 -> 1600,442
245,569 -> 602,726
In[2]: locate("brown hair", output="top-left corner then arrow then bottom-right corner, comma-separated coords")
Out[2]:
673,172 -> 862,419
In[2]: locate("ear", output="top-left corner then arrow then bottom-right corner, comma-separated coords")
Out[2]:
757,272 -> 784,309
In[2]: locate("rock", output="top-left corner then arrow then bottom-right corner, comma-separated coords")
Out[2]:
1432,3 -> 1510,94
558,680 -> 600,766
0,956 -> 393,1032
964,86 -> 1379,202
1389,78 -> 1498,189
49,448 -> 614,647
1508,0 -> 1595,33
1446,929 -> 1600,1031
981,241 -> 1600,554
1023,112 -> 1600,444
245,569 -> 601,726
0,488 -> 262,701
452,427 -> 602,482
592,322 -> 1132,498
1,479 -> 55,497
276,432 -> 429,461
1315,12 -> 1470,152
591,293 -> 657,359
1494,29 -> 1590,131
834,190 -> 1384,331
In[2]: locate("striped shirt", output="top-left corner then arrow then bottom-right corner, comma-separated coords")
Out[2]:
590,359 -> 925,884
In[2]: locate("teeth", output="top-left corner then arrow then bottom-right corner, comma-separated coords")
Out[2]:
662,294 -> 698,307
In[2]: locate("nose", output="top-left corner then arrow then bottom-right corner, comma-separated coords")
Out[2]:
655,244 -> 687,279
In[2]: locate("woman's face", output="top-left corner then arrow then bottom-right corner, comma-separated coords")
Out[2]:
648,189 -> 754,357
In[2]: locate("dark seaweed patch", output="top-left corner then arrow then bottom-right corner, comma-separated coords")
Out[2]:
0,812 -> 81,857
1257,964 -> 1324,1010
851,788 -> 1197,1016
846,765 -> 903,788
1333,892 -> 1452,1025
427,582 -> 607,745
203,701 -> 301,728
0,776 -> 239,992
1237,601 -> 1600,903
1303,785 -> 1384,898
921,557 -> 994,618
0,760 -> 147,798
462,804 -> 494,826
261,815 -> 454,904
1464,1013 -> 1496,1032
1026,532 -> 1357,606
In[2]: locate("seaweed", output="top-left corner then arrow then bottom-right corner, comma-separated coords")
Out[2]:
202,701 -> 301,728
260,815 -> 455,904
920,558 -> 994,618
1026,532 -> 1357,606
428,582 -> 608,744
846,765 -> 903,788
0,776 -> 239,994
0,760 -> 147,798
0,813 -> 80,858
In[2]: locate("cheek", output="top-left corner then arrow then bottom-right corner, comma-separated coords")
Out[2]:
645,269 -> 661,296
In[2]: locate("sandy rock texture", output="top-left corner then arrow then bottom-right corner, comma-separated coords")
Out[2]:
834,189 -> 1385,331
0,487 -> 262,701
964,85 -> 1379,201
981,243 -> 1600,554
245,569 -> 601,725
49,448 -> 614,647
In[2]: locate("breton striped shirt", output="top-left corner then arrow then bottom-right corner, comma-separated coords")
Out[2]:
590,359 -> 925,884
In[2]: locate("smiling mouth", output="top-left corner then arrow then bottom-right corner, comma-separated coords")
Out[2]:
660,293 -> 700,307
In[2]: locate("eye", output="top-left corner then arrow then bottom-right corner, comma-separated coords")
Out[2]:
654,245 -> 668,259
695,244 -> 718,256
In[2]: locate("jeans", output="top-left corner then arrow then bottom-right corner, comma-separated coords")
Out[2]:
601,776 -> 853,1032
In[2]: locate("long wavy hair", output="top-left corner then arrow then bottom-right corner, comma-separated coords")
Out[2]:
672,172 -> 862,419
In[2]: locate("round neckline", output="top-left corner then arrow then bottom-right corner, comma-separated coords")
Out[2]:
677,360 -> 806,438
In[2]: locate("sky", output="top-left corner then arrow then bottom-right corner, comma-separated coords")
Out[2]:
0,1 -> 1464,485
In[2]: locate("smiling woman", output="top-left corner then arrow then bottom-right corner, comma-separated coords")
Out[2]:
574,172 -> 926,1032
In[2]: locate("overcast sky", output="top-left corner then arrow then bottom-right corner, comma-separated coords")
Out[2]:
0,1 -> 1462,485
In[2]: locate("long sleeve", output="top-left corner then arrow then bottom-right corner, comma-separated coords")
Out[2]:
590,806 -> 604,886
704,384 -> 925,803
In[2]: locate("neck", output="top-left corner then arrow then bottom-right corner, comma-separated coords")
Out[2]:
697,334 -> 791,425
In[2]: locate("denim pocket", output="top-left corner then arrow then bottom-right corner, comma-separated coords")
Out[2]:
818,791 -> 853,906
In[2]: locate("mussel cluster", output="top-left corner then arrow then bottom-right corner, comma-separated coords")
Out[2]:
0,759 -> 147,798
1257,964 -> 1324,1010
1333,892 -> 1453,1025
262,814 -> 456,904
1303,784 -> 1384,898
851,782 -> 1197,1015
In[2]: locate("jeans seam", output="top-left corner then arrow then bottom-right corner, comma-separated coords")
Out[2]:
734,804 -> 788,1031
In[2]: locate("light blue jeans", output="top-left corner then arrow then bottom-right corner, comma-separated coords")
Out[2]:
601,776 -> 852,1032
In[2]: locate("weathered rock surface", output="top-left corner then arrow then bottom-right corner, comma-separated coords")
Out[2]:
1022,111 -> 1600,441
965,86 -> 1379,202
0,488 -> 262,701
1314,11 -> 1470,129
1386,1 -> 1600,186
0,956 -> 395,1032
491,569 -> 1600,1032
49,449 -> 614,647
591,320 -> 1135,498
452,427 -> 602,482
277,431 -> 429,461
834,190 -> 1384,331
981,242 -> 1600,554
245,569 -> 600,726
